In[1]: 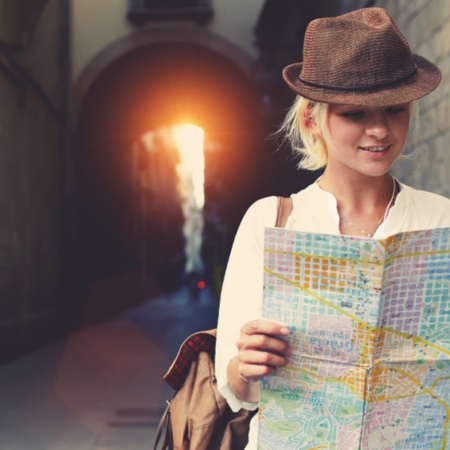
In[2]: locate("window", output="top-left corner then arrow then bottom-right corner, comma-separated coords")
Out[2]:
127,0 -> 213,26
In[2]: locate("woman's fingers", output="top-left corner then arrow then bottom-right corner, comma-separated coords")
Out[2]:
239,362 -> 277,381
241,319 -> 290,338
237,349 -> 288,381
238,319 -> 290,355
236,332 -> 290,356
240,348 -> 289,369
234,319 -> 291,382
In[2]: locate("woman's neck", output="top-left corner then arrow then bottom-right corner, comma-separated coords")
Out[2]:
317,171 -> 398,237
318,171 -> 394,209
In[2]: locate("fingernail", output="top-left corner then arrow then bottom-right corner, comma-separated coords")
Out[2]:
280,327 -> 290,335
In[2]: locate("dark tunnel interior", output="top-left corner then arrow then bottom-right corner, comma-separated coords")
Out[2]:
74,41 -> 319,323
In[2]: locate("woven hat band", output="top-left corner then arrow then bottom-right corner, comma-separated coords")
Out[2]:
298,64 -> 418,92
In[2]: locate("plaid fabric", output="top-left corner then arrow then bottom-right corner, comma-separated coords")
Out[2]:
164,331 -> 217,391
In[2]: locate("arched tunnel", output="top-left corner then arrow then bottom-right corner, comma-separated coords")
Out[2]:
73,41 -> 318,323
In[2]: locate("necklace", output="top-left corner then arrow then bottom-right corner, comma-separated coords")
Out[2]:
339,176 -> 397,238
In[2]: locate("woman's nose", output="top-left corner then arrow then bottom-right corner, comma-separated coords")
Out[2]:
365,115 -> 390,139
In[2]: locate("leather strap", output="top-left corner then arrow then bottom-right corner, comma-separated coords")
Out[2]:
152,401 -> 172,450
275,196 -> 293,228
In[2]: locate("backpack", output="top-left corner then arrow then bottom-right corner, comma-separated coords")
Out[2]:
152,329 -> 256,450
152,197 -> 293,450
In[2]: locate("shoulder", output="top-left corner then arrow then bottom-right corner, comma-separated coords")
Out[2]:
226,196 -> 280,264
402,183 -> 450,207
400,183 -> 450,227
238,187 -> 313,234
240,196 -> 279,229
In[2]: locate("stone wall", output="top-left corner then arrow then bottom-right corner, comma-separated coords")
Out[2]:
0,0 -> 67,359
375,0 -> 450,196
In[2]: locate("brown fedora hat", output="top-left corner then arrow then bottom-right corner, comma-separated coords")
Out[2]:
283,7 -> 442,106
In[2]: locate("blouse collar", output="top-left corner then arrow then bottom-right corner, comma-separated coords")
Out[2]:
289,178 -> 409,238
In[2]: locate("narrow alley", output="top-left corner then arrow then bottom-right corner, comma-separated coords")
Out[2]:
0,285 -> 218,450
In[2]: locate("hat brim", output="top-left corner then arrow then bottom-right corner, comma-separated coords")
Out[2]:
282,55 -> 442,106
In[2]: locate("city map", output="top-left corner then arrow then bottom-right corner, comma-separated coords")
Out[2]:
259,227 -> 450,450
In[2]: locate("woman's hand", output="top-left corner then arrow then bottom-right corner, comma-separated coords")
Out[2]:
227,319 -> 290,402
236,318 -> 291,382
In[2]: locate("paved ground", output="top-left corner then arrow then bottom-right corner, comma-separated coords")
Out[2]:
0,287 -> 219,450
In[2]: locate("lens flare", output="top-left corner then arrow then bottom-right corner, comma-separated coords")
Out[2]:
172,124 -> 205,277
172,124 -> 205,209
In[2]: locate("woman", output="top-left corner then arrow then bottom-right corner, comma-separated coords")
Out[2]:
215,7 -> 450,449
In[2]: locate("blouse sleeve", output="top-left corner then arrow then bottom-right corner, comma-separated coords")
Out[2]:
215,196 -> 278,412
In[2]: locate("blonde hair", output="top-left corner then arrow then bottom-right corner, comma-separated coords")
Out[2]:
278,96 -> 329,170
279,96 -> 420,171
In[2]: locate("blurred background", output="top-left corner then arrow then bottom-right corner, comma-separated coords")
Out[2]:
0,0 -> 449,448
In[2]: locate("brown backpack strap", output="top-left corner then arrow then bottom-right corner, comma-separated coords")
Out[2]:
275,196 -> 293,228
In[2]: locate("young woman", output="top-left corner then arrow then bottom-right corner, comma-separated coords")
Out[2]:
215,7 -> 450,449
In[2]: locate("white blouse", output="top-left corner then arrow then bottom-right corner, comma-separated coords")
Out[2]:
215,179 -> 450,449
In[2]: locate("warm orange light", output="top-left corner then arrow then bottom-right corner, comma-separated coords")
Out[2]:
172,124 -> 205,209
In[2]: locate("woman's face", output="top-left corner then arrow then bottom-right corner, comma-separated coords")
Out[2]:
322,103 -> 410,178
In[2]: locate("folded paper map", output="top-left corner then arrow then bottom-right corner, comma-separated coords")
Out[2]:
259,227 -> 450,450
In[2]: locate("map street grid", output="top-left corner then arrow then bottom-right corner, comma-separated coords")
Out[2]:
259,227 -> 450,450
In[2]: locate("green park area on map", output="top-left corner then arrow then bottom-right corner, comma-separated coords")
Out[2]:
259,227 -> 450,450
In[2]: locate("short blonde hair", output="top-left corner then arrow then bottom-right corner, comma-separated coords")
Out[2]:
279,96 -> 419,171
279,96 -> 329,171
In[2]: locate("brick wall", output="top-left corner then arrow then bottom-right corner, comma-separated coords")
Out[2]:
0,0 -> 67,359
375,0 -> 450,196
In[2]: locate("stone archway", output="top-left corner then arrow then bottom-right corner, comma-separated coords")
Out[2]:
69,25 -> 276,319
70,25 -> 255,130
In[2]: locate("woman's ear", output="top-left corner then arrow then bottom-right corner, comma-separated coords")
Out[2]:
304,106 -> 320,136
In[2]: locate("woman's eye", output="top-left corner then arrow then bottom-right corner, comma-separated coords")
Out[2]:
341,111 -> 364,120
386,107 -> 406,115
